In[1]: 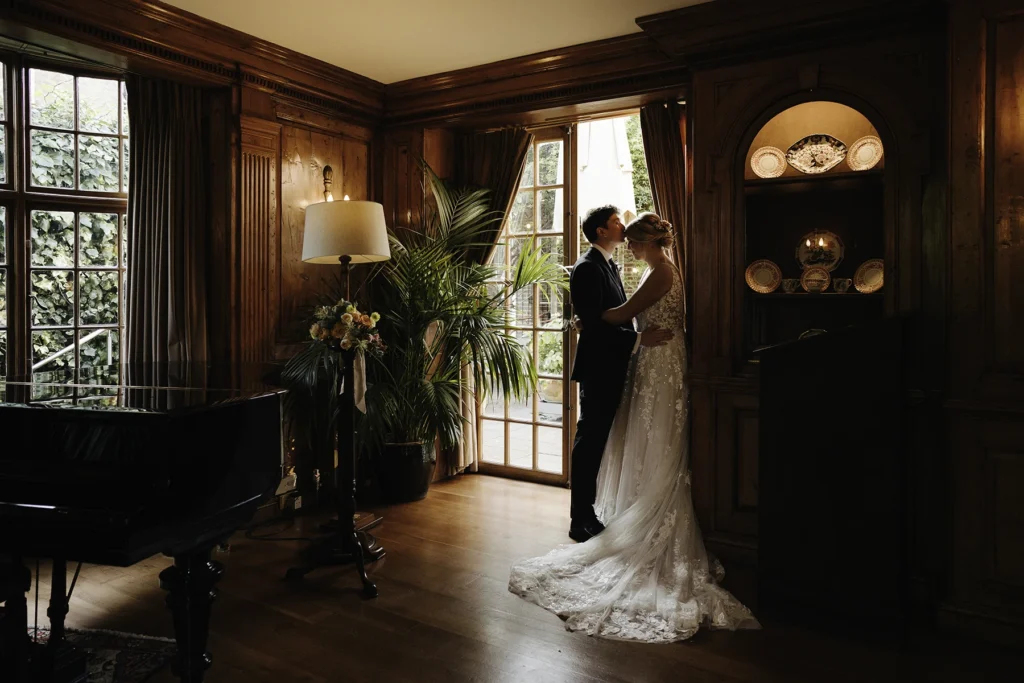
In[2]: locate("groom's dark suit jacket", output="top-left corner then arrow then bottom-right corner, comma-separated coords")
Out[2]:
570,247 -> 638,386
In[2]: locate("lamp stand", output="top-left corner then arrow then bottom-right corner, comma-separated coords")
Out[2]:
285,257 -> 385,597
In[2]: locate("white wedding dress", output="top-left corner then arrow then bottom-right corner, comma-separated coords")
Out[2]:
508,266 -> 760,642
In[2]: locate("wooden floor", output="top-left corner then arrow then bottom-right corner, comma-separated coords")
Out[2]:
25,475 -> 1020,682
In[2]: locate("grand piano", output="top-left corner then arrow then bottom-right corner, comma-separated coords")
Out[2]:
0,364 -> 285,683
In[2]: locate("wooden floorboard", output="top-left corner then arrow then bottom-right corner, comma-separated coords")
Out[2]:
22,474 -> 1021,682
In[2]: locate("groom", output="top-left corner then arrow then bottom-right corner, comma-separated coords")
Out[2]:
568,206 -> 672,542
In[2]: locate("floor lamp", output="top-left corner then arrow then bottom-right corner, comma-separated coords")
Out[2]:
286,191 -> 390,598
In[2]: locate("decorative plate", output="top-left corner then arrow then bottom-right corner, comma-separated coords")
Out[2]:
800,266 -> 831,293
796,230 -> 844,271
750,146 -> 787,178
786,134 -> 847,174
853,259 -> 884,293
847,135 -> 883,171
745,259 -> 782,293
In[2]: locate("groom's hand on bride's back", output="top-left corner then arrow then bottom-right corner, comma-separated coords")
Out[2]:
640,325 -> 673,347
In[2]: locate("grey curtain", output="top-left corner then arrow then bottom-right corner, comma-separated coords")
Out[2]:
640,102 -> 690,345
125,75 -> 208,366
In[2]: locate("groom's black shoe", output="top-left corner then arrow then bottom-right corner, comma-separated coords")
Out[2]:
568,520 -> 605,542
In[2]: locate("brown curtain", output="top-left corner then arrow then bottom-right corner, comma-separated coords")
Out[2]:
640,102 -> 690,345
125,75 -> 208,366
455,127 -> 534,265
447,128 -> 533,477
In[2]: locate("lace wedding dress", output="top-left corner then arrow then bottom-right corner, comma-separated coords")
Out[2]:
508,266 -> 760,642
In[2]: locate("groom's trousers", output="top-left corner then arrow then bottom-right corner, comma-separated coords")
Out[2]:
570,377 -> 624,526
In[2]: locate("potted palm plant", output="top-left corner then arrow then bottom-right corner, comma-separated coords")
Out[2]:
363,163 -> 567,502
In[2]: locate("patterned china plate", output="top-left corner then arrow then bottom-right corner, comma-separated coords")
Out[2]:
795,230 -> 844,271
750,146 -> 787,178
745,259 -> 782,293
800,266 -> 831,293
853,259 -> 884,293
786,134 -> 847,174
847,135 -> 884,171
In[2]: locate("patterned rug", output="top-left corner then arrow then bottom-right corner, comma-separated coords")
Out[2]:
30,628 -> 176,683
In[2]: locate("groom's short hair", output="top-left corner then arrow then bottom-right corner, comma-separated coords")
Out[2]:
581,205 -> 619,243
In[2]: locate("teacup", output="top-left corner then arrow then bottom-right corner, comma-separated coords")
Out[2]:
833,278 -> 852,294
782,278 -> 800,294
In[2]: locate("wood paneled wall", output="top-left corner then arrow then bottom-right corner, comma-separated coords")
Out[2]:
239,117 -> 280,363
279,120 -> 371,345
945,0 -> 1024,645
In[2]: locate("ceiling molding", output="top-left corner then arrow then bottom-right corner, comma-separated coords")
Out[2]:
637,0 -> 945,68
382,34 -> 689,126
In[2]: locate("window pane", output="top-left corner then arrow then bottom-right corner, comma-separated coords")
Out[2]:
510,236 -> 530,266
30,70 -> 74,129
121,82 -> 129,135
509,423 -> 534,469
537,331 -> 562,376
538,382 -> 563,425
508,191 -> 534,234
538,285 -> 562,328
520,151 -> 534,189
512,287 -> 533,327
122,137 -> 130,192
79,135 -> 119,191
79,328 -> 119,374
31,211 -> 75,267
0,330 -> 5,376
0,127 -> 6,184
80,213 -> 119,266
537,141 -> 563,186
121,214 -> 128,268
490,240 -> 506,269
30,130 -> 75,188
538,235 -> 564,264
78,77 -> 119,134
31,270 -> 75,326
0,269 -> 5,326
482,382 -> 505,418
33,328 -> 75,371
481,420 -> 505,464
79,271 -> 119,325
538,188 -> 562,233
0,206 -> 5,264
0,64 -> 5,121
538,426 -> 562,474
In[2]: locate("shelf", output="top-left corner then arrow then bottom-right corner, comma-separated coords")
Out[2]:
744,172 -> 883,195
748,292 -> 883,300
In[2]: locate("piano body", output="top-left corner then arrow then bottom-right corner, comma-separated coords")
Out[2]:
0,364 -> 285,683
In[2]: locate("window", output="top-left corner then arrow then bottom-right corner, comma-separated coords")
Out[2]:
480,114 -> 655,485
0,58 -> 129,381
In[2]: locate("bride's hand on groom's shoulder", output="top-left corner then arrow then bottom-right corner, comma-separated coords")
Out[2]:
640,325 -> 673,347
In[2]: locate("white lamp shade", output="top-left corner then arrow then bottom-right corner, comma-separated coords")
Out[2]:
302,200 -> 391,264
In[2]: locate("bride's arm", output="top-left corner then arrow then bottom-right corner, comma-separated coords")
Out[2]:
601,265 -> 674,326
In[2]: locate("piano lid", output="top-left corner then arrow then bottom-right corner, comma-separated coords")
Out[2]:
0,362 -> 287,413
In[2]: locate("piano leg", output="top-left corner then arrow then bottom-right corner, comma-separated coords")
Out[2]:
0,556 -> 32,683
159,549 -> 224,683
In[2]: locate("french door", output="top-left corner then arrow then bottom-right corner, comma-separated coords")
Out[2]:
478,127 -> 575,484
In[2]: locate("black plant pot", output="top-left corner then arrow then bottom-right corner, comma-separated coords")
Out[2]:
375,441 -> 436,503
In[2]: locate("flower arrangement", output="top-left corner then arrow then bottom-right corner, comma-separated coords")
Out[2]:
309,299 -> 385,357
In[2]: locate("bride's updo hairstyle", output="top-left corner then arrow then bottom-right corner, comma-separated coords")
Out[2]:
624,212 -> 675,250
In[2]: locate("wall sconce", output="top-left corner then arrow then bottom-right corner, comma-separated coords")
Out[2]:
323,165 -> 334,202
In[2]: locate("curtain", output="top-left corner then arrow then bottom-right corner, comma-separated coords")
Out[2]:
125,75 -> 209,368
455,128 -> 534,265
640,102 -> 690,347
448,128 -> 533,477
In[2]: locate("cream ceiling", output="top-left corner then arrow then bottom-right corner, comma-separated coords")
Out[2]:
162,0 -> 709,84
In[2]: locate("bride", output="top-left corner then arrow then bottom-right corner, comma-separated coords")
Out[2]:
508,212 -> 760,643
